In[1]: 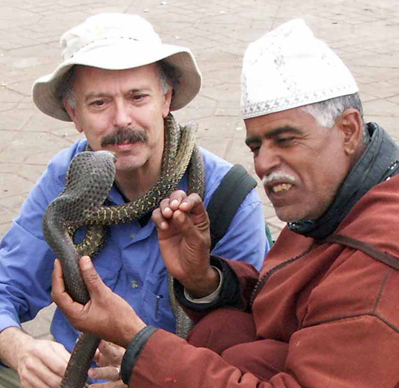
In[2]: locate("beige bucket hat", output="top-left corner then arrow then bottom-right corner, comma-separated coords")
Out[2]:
33,13 -> 202,122
241,19 -> 358,119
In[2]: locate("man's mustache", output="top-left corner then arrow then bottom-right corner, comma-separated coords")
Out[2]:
262,171 -> 296,185
101,127 -> 148,147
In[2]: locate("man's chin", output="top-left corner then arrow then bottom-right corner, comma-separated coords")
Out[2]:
112,154 -> 141,169
274,207 -> 305,223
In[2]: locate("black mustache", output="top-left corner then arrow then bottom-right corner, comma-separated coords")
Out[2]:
101,127 -> 148,147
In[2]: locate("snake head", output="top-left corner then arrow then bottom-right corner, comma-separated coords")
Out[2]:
44,150 -> 117,224
95,150 -> 117,164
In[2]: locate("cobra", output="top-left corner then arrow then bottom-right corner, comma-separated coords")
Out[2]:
43,114 -> 205,388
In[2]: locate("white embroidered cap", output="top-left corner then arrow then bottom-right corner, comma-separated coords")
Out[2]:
33,13 -> 202,121
241,19 -> 358,119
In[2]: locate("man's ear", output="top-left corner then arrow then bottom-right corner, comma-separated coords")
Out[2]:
162,88 -> 173,118
335,109 -> 364,156
64,100 -> 84,133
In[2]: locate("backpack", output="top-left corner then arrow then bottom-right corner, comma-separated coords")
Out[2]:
207,164 -> 273,250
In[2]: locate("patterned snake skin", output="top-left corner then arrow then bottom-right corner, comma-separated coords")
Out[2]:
42,114 -> 205,388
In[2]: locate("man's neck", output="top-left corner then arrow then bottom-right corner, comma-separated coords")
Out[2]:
115,165 -> 161,202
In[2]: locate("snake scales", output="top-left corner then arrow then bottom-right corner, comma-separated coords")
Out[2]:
42,114 -> 205,388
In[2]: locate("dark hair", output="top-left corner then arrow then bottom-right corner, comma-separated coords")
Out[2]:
156,60 -> 182,95
56,66 -> 77,110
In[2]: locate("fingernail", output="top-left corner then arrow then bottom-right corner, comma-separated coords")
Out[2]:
171,199 -> 179,207
81,256 -> 92,270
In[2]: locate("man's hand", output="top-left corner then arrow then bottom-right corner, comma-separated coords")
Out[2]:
0,327 -> 69,388
18,339 -> 70,388
152,190 -> 219,298
51,257 -> 146,348
88,341 -> 125,387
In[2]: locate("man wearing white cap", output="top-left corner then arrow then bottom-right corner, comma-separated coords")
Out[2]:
53,19 -> 399,387
0,13 -> 268,387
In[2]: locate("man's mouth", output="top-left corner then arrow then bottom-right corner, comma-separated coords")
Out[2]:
271,183 -> 293,193
263,172 -> 296,195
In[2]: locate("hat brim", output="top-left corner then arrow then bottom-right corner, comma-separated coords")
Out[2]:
32,42 -> 202,121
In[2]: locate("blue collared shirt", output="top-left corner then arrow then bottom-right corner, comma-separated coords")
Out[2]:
0,140 -> 268,354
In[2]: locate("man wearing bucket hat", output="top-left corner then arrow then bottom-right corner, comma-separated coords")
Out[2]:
53,18 -> 399,387
0,13 -> 268,388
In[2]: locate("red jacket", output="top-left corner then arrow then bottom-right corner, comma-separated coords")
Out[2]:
129,176 -> 399,387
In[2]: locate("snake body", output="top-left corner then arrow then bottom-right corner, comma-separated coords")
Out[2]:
42,115 -> 205,387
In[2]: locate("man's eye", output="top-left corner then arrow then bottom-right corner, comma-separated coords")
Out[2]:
90,100 -> 105,107
249,145 -> 260,154
132,94 -> 147,101
277,137 -> 294,144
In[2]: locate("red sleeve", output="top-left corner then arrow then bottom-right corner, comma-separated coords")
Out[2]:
176,257 -> 260,323
130,315 -> 399,388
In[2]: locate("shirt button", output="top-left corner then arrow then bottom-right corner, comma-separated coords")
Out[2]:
131,280 -> 139,289
130,233 -> 136,239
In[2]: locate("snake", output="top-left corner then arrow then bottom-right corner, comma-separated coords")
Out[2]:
42,114 -> 205,388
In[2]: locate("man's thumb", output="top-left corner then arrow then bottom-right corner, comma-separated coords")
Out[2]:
79,256 -> 101,292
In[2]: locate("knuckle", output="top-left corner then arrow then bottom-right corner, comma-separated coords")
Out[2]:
86,272 -> 99,284
24,356 -> 36,372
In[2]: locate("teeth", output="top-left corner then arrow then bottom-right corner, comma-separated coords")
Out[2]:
272,183 -> 292,193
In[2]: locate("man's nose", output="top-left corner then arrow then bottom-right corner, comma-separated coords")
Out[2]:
255,147 -> 281,177
113,101 -> 133,128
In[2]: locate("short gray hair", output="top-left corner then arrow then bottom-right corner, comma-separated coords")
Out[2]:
302,93 -> 369,143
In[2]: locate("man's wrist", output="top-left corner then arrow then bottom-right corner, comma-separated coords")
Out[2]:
120,326 -> 158,385
184,265 -> 220,299
0,327 -> 32,370
174,256 -> 243,313
184,266 -> 223,303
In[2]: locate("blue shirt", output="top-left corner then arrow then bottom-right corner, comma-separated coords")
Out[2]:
0,140 -> 268,354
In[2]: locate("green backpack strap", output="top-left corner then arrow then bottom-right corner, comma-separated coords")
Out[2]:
208,164 -> 258,251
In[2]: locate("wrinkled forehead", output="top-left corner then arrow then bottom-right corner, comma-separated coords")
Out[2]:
244,106 -> 319,138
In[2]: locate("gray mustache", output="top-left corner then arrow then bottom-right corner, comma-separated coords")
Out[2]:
262,171 -> 296,185
101,127 -> 148,147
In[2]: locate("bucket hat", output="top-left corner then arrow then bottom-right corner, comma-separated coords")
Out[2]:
241,19 -> 358,119
33,13 -> 202,121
